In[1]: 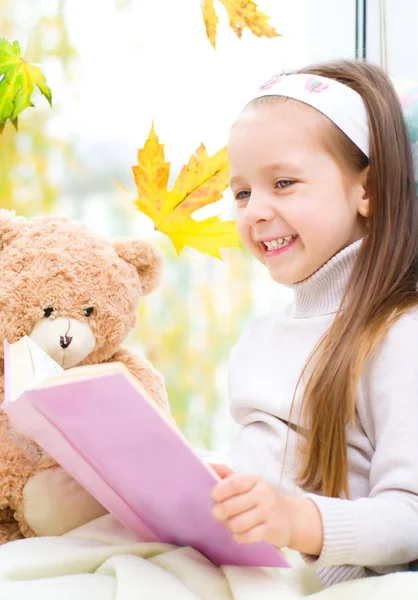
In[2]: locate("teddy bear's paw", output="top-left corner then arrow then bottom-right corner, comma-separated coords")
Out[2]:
22,466 -> 108,536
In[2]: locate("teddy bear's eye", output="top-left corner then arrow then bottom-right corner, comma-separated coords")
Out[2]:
44,307 -> 54,318
84,307 -> 94,317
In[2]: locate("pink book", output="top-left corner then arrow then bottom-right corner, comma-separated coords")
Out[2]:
3,338 -> 289,568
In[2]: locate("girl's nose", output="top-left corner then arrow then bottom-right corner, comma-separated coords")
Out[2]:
244,194 -> 276,226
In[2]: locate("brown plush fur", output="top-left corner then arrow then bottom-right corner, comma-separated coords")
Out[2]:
0,210 -> 170,544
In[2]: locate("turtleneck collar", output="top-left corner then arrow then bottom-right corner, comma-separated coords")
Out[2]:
287,239 -> 363,319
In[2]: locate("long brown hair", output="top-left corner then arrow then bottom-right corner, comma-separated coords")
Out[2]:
255,60 -> 418,498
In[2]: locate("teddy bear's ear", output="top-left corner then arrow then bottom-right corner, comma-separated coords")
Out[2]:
0,209 -> 26,250
113,238 -> 164,296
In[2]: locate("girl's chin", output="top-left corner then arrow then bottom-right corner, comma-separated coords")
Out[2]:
267,266 -> 299,286
267,260 -> 313,286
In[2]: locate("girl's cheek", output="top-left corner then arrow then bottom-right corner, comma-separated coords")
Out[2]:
237,214 -> 251,239
236,221 -> 248,244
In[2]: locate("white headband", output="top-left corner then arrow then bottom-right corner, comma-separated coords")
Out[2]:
250,73 -> 370,158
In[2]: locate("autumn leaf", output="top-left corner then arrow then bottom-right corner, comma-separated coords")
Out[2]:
202,0 -> 219,49
202,0 -> 280,49
0,37 -> 52,133
131,123 -> 239,259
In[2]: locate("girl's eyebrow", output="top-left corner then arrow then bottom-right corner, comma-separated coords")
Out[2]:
261,162 -> 303,173
230,163 -> 304,187
229,176 -> 246,187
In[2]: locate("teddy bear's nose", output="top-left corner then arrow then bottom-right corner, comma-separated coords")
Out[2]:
60,335 -> 73,349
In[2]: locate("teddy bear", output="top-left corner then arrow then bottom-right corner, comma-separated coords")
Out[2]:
0,209 -> 170,544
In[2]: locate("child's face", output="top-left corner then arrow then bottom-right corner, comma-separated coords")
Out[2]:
228,101 -> 368,284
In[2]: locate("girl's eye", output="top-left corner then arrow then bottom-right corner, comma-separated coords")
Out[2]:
276,180 -> 293,189
235,190 -> 251,201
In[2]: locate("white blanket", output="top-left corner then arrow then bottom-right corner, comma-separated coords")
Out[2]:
0,515 -> 417,599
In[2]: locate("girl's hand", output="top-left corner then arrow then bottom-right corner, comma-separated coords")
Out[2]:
208,463 -> 235,479
211,473 -> 293,548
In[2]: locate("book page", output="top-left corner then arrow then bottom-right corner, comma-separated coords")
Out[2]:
5,336 -> 64,403
35,362 -> 134,389
6,337 -> 33,404
27,337 -> 64,382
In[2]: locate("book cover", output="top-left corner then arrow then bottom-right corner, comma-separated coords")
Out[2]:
3,337 -> 289,568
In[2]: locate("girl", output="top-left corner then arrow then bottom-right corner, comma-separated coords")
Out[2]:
210,60 -> 418,587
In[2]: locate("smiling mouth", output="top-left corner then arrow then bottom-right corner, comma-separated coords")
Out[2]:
261,235 -> 298,252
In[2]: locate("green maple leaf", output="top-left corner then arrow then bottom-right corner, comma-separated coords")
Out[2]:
0,37 -> 52,133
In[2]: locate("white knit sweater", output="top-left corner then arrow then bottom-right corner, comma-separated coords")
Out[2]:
227,240 -> 418,586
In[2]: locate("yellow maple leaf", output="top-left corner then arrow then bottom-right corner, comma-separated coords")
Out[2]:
202,0 -> 219,49
202,0 -> 280,49
132,123 -> 239,259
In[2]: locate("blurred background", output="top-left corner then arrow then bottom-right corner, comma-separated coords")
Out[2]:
1,0 -> 417,453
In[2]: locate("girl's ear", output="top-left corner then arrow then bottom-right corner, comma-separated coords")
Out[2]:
358,166 -> 371,218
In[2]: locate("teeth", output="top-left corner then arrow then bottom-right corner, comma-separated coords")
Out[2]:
264,235 -> 296,251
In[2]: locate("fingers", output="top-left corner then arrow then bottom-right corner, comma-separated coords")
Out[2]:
226,505 -> 264,535
211,475 -> 283,547
212,476 -> 267,544
209,463 -> 235,479
212,489 -> 258,520
212,474 -> 258,503
232,523 -> 268,544
213,497 -> 269,545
